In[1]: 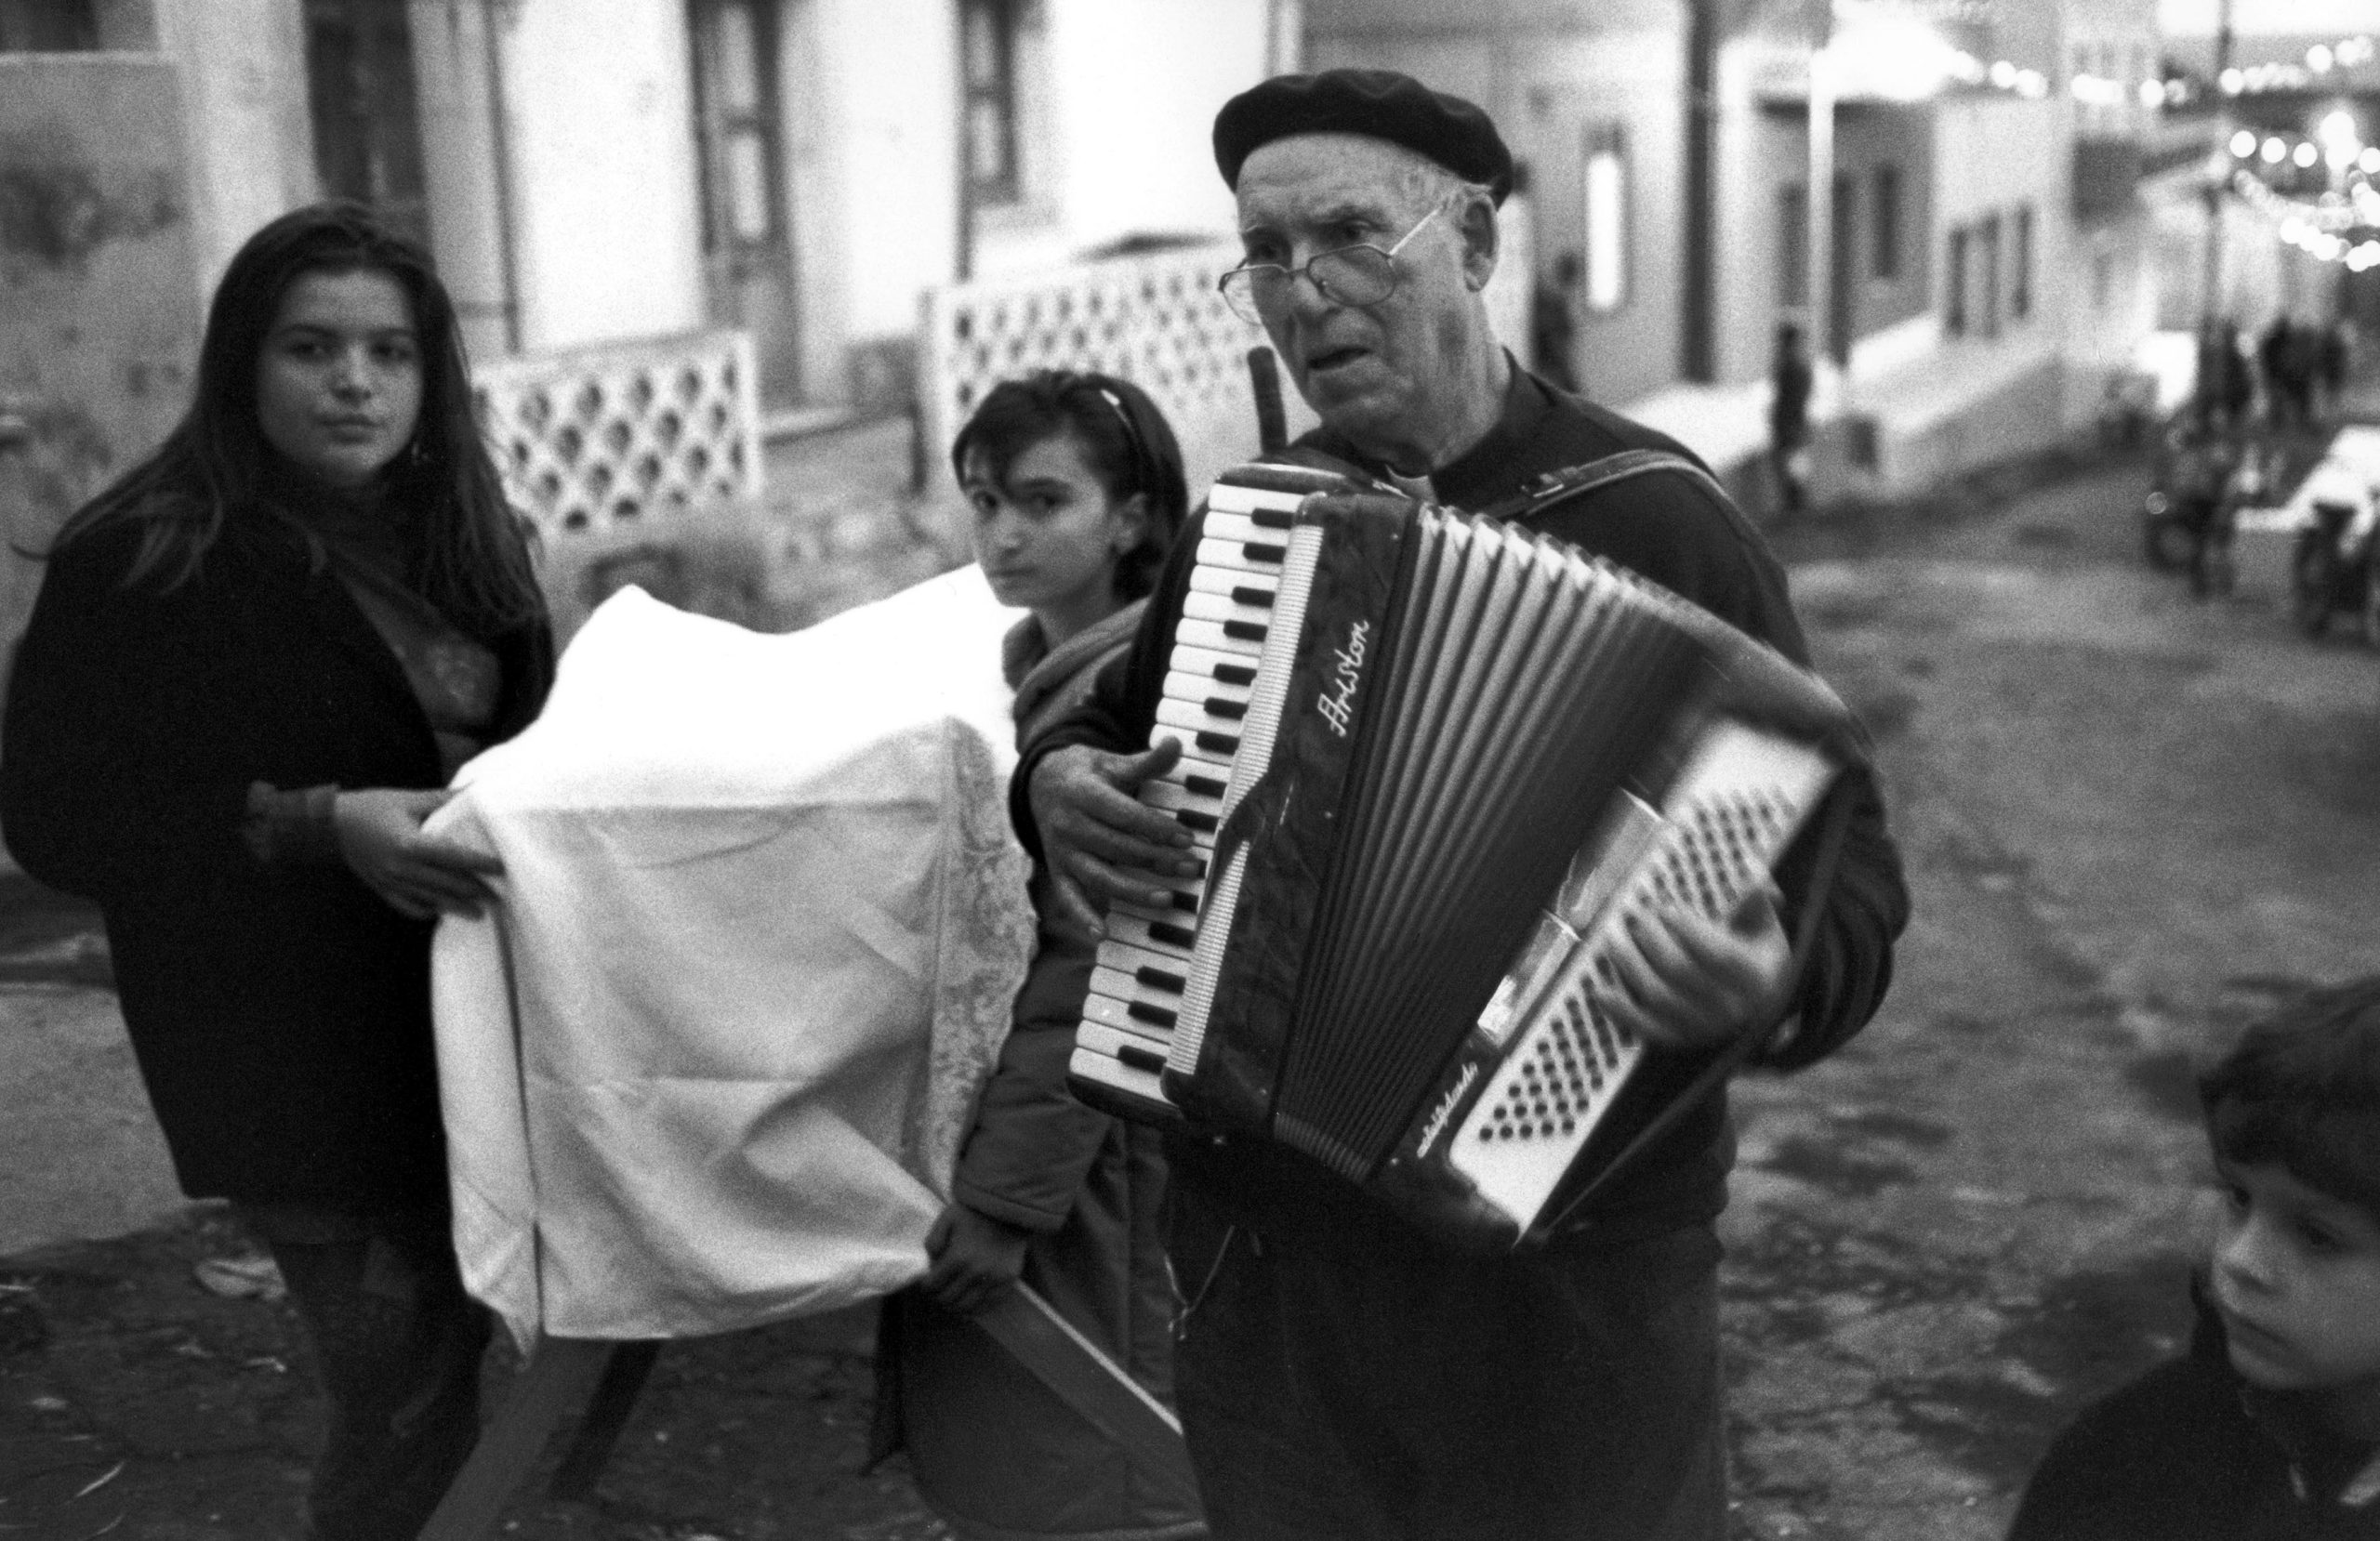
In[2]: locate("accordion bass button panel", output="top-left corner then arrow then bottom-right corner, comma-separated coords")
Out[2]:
1069,476 -> 1311,1121
1446,718 -> 1839,1235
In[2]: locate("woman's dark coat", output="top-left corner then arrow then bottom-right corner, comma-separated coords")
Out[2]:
1,511 -> 551,1212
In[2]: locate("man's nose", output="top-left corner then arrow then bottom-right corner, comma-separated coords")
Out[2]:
1282,262 -> 1337,319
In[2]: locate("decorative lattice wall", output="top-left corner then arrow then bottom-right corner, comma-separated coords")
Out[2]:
472,329 -> 762,537
916,208 -> 1532,507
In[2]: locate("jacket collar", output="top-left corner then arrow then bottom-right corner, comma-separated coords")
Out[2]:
1006,601 -> 1145,725
1298,351 -> 1548,509
2191,1277 -> 2380,1509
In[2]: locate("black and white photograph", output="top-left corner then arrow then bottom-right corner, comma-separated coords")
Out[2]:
2,0 -> 2378,1536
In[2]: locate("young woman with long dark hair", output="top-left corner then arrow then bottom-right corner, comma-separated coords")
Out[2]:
2,202 -> 551,1541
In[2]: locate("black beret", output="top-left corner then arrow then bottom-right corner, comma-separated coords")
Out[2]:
1214,69 -> 1514,205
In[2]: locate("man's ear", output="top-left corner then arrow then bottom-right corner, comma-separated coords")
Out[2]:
1458,192 -> 1500,293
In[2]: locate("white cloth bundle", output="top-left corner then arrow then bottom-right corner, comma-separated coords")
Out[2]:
430,569 -> 1033,1349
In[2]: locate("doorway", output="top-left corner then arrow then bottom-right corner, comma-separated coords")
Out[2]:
689,0 -> 803,414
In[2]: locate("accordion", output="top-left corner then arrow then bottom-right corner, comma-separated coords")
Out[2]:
1068,453 -> 1861,1249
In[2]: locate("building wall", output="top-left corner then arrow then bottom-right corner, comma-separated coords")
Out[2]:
814,0 -> 959,354
795,0 -> 1270,404
149,0 -> 316,300
492,0 -> 706,353
1040,0 -> 1265,251
1931,92 -> 2066,349
1727,95 -> 1937,387
1304,0 -> 1686,403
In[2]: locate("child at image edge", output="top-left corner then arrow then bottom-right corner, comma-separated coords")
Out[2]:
2008,978 -> 2380,1540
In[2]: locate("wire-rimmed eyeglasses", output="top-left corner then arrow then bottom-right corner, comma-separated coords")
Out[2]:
1215,204 -> 1447,326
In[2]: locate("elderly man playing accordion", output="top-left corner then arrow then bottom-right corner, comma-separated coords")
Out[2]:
1016,70 -> 1911,1540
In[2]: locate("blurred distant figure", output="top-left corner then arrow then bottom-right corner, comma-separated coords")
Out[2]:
1530,248 -> 1580,396
1769,319 -> 1814,517
2258,315 -> 2296,429
2163,417 -> 2241,599
2320,321 -> 2351,422
2200,320 -> 2248,431
2260,316 -> 2321,433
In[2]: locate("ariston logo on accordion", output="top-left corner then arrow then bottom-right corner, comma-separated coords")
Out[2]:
1315,619 -> 1369,737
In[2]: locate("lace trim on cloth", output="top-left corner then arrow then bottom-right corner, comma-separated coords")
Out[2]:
906,721 -> 1037,1194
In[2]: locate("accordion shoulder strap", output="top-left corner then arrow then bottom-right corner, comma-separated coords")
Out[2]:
1480,448 -> 1730,528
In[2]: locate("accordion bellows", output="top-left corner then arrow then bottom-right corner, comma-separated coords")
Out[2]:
1071,456 -> 1858,1249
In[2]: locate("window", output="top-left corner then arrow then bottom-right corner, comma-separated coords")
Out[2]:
691,0 -> 785,249
960,0 -> 1022,206
0,0 -> 96,50
2012,205 -> 2034,322
1778,184 -> 1808,308
1871,165 -> 1901,282
1977,214 -> 2001,337
302,0 -> 429,244
1581,125 -> 1629,313
1946,226 -> 1968,336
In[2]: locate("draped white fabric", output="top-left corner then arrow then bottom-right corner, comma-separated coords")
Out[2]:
430,572 -> 1033,1350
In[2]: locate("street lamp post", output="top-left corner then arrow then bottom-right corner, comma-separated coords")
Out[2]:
2200,0 -> 2235,354
1808,10 -> 1845,467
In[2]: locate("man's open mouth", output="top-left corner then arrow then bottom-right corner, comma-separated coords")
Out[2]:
1307,346 -> 1367,374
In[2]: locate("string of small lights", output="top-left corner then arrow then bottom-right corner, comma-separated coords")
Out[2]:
2216,33 -> 2375,98
2229,171 -> 2380,272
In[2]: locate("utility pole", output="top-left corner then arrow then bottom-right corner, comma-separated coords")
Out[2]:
2198,0 -> 2235,343
1807,3 -> 1841,433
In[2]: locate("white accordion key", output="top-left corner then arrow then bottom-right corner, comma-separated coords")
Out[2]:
1161,667 -> 1254,706
1083,987 -> 1182,1038
1167,642 -> 1263,690
1137,779 -> 1221,850
1187,565 -> 1280,604
1070,1046 -> 1170,1106
1156,693 -> 1248,755
1170,616 -> 1267,658
1096,937 -> 1192,992
1181,588 -> 1275,637
1105,906 -> 1199,960
1195,534 -> 1288,575
1206,481 -> 1308,520
1078,1021 -> 1173,1073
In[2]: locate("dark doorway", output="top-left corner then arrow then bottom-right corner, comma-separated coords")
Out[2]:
690,0 -> 804,412
302,0 -> 430,244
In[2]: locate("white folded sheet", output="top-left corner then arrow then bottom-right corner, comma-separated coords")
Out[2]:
430,569 -> 1033,1348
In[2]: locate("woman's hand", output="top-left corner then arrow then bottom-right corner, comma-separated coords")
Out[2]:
919,1204 -> 1036,1316
331,788 -> 503,920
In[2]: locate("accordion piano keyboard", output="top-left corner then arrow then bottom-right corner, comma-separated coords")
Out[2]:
1070,484 -> 1310,1116
1448,718 -> 1836,1232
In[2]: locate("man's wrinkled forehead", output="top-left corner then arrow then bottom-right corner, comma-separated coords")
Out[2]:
1233,133 -> 1436,233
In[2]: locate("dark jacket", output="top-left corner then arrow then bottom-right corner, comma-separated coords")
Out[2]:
876,599 -> 1204,1541
1011,362 -> 1910,1248
2009,1288 -> 2380,1540
1,509 -> 551,1211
